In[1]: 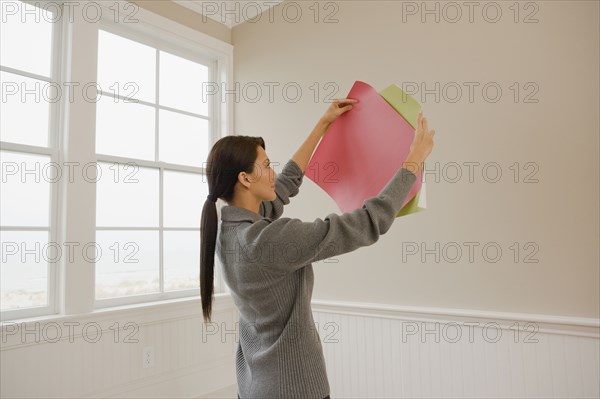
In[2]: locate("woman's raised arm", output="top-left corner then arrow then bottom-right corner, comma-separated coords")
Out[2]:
291,98 -> 357,172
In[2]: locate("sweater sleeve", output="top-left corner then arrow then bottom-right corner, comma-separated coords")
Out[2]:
258,158 -> 304,220
241,166 -> 418,274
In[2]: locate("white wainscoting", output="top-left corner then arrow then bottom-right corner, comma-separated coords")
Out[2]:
0,294 -> 238,399
311,300 -> 600,398
2,297 -> 598,398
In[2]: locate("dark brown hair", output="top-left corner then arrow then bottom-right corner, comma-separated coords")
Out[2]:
200,135 -> 266,322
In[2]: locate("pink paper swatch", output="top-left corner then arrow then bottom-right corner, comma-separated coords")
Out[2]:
306,81 -> 422,213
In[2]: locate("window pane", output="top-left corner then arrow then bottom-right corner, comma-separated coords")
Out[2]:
0,1 -> 54,77
0,151 -> 52,227
97,30 -> 156,103
95,230 -> 159,299
164,231 -> 199,292
1,230 -> 49,311
159,51 -> 209,116
96,162 -> 159,227
95,95 -> 155,160
159,110 -> 209,167
163,171 -> 205,228
0,71 -> 50,147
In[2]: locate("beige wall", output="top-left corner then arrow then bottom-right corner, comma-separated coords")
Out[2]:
132,0 -> 231,44
138,0 -> 599,318
231,1 -> 599,318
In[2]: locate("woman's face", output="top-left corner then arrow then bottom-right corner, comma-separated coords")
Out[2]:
246,146 -> 277,201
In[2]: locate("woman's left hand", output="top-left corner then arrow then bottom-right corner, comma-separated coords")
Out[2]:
320,98 -> 358,125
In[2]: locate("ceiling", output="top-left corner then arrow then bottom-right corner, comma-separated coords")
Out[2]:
173,1 -> 285,28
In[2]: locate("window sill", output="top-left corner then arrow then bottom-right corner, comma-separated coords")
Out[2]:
0,292 -> 234,333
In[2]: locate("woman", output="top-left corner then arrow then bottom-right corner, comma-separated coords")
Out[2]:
200,99 -> 435,399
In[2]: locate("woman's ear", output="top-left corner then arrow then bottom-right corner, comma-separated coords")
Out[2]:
238,172 -> 251,186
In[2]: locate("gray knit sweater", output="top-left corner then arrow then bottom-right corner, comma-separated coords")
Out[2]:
216,158 -> 417,399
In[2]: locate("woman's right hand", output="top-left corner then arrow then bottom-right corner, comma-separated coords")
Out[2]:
403,110 -> 436,173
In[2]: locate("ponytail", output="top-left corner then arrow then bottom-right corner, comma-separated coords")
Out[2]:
200,135 -> 266,323
200,196 -> 218,322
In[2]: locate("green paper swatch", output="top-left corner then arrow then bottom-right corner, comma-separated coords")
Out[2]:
379,84 -> 426,218
380,84 -> 421,129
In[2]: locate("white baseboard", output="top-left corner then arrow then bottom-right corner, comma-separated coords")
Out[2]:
196,384 -> 238,399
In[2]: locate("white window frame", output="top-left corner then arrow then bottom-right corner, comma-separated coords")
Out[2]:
0,0 -> 64,322
0,0 -> 233,323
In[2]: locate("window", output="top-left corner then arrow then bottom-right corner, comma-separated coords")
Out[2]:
0,1 -> 62,320
0,0 -> 233,321
94,26 -> 217,307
